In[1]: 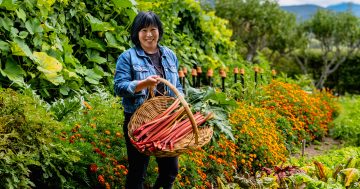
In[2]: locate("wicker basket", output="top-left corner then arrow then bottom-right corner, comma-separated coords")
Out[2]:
128,78 -> 213,157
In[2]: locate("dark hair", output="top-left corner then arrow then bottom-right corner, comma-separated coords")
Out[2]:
130,11 -> 164,47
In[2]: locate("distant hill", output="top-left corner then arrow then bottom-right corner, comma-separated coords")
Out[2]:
281,4 -> 324,21
327,2 -> 360,17
281,2 -> 360,21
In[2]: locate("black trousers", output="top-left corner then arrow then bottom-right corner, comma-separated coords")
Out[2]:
123,112 -> 178,189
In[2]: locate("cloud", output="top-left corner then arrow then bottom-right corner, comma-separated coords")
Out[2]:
277,0 -> 360,7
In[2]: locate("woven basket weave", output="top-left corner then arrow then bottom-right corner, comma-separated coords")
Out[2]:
128,78 -> 213,157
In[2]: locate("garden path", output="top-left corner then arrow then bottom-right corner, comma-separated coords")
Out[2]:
291,137 -> 342,158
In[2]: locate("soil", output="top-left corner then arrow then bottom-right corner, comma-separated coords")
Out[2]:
291,137 -> 343,158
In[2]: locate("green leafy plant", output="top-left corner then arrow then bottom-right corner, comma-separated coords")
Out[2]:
0,88 -> 82,188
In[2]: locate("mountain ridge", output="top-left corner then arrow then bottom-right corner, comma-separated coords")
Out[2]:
281,2 -> 360,21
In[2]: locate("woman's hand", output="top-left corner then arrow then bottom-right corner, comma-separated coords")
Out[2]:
135,75 -> 160,92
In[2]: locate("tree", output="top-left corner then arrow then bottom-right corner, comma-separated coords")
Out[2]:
215,0 -> 295,62
300,10 -> 360,89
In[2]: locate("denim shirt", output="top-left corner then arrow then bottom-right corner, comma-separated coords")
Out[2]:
114,45 -> 183,113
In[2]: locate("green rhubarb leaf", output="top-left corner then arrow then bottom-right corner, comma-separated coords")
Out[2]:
0,0 -> 18,11
0,16 -> 14,31
33,51 -> 65,85
81,37 -> 106,52
105,32 -> 126,51
0,58 -> 26,86
85,69 -> 102,85
10,38 -> 33,58
111,0 -> 137,9
16,8 -> 26,22
86,49 -> 107,64
0,40 -> 10,52
85,14 -> 115,32
25,18 -> 43,35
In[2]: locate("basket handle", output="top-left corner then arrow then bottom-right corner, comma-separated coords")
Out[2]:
156,77 -> 199,144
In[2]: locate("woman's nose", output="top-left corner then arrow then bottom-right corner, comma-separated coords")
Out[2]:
146,31 -> 152,37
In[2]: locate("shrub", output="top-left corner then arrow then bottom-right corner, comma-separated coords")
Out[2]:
260,81 -> 337,142
0,88 -> 82,188
330,95 -> 360,146
53,89 -> 127,188
229,101 -> 288,175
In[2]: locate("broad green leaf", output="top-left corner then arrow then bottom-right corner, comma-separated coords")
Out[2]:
74,65 -> 87,76
0,0 -> 18,10
59,85 -> 69,95
25,18 -> 43,35
63,69 -> 79,79
10,38 -> 33,58
0,40 -> 10,52
0,16 -> 14,31
36,0 -> 56,10
105,32 -> 126,51
0,58 -> 25,86
85,14 -> 115,32
111,0 -> 136,9
16,8 -> 26,22
18,31 -> 29,39
85,69 -> 102,84
86,49 -> 107,64
125,7 -> 138,22
33,51 -> 65,85
81,37 -> 106,52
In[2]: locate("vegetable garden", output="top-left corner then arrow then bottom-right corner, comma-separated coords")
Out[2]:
1,0 -> 360,189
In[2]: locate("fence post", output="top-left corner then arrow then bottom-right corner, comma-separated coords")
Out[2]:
197,66 -> 202,88
191,68 -> 197,88
179,70 -> 185,94
233,67 -> 239,83
254,66 -> 259,88
272,69 -> 277,80
240,68 -> 245,94
220,69 -> 226,92
207,68 -> 213,87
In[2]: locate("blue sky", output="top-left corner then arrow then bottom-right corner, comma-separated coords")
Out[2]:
277,0 -> 360,7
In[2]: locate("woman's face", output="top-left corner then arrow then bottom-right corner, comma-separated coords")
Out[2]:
138,25 -> 159,53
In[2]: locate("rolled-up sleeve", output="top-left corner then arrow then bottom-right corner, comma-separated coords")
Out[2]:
114,52 -> 142,97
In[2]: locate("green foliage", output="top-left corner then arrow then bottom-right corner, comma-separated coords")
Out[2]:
215,0 -> 296,62
140,0 -> 242,72
300,10 -> 360,89
185,86 -> 237,140
287,147 -> 360,189
0,88 -> 82,188
330,95 -> 360,146
53,88 -> 127,188
0,0 -> 135,100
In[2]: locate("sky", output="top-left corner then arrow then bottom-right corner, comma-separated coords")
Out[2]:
277,0 -> 360,7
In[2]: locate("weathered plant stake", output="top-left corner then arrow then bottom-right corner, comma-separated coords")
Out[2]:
191,68 -> 197,88
197,66 -> 202,88
207,69 -> 213,87
234,67 -> 239,83
220,69 -> 226,92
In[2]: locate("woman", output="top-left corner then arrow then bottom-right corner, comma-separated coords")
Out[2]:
114,11 -> 183,189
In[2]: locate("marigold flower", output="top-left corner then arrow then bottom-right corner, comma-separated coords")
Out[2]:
83,101 -> 93,110
98,175 -> 105,185
89,163 -> 98,173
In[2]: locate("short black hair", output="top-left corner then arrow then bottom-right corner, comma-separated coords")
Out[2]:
130,11 -> 164,47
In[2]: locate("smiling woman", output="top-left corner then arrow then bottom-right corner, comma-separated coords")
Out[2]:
113,11 -> 183,189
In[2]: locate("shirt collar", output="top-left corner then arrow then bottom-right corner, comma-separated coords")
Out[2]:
135,45 -> 165,57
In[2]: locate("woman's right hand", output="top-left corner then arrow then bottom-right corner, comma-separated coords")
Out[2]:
135,75 -> 160,92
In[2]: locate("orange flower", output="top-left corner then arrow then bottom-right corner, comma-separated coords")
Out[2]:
98,175 -> 105,185
83,101 -> 93,110
89,163 -> 98,173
